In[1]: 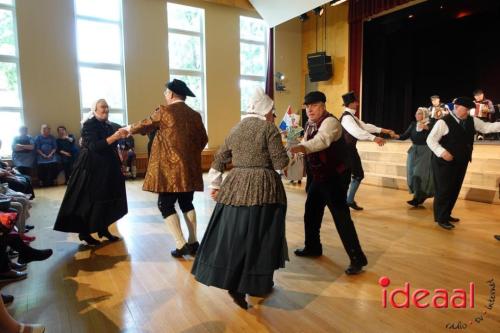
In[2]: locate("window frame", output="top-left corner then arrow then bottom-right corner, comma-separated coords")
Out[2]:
239,16 -> 268,115
167,2 -> 207,127
0,0 -> 24,158
74,0 -> 128,125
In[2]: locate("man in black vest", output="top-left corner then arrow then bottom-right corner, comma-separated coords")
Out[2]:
290,91 -> 367,275
340,91 -> 395,210
427,97 -> 500,230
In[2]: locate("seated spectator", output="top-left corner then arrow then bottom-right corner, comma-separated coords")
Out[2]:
11,126 -> 36,176
34,125 -> 59,187
0,140 -> 35,199
117,135 -> 137,179
56,126 -> 79,184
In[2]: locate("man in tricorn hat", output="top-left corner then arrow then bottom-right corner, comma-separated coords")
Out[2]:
340,91 -> 395,210
426,97 -> 500,230
290,91 -> 368,275
129,79 -> 208,256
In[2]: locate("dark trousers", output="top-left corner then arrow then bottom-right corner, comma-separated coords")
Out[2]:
0,234 -> 9,273
16,166 -> 33,176
158,192 -> 194,218
37,162 -> 59,186
432,156 -> 468,223
304,170 -> 365,262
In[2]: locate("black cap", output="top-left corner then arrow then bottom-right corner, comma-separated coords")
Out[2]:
454,97 -> 475,109
304,91 -> 326,105
166,79 -> 195,97
342,91 -> 357,106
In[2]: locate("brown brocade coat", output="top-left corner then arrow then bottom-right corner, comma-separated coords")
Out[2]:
130,102 -> 208,193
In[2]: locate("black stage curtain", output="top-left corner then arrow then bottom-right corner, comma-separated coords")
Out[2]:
361,0 -> 500,133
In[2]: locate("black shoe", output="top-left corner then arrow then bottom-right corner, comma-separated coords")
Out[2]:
18,249 -> 53,265
97,228 -> 120,242
449,216 -> 460,223
9,261 -> 27,272
228,290 -> 248,310
170,244 -> 191,258
1,294 -> 14,305
188,242 -> 200,256
495,235 -> 500,241
406,199 -> 419,207
25,225 -> 35,231
0,269 -> 28,283
345,252 -> 368,275
294,247 -> 323,257
437,221 -> 454,230
7,250 -> 19,259
347,201 -> 364,210
78,233 -> 101,246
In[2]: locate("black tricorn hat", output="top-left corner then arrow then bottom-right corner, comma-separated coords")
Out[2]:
166,79 -> 195,97
454,97 -> 475,109
342,91 -> 357,106
303,91 -> 326,105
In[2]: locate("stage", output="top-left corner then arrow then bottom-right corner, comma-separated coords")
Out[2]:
2,178 -> 499,332
360,0 -> 500,133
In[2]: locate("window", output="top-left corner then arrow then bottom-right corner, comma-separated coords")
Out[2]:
167,2 -> 206,125
239,16 -> 268,115
0,0 -> 23,157
74,0 -> 127,125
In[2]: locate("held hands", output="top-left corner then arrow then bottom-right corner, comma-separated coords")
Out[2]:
374,137 -> 386,146
210,189 -> 219,201
289,145 -> 306,156
441,150 -> 454,162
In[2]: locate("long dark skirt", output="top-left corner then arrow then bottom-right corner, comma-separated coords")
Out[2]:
54,149 -> 127,234
191,203 -> 288,296
406,144 -> 434,201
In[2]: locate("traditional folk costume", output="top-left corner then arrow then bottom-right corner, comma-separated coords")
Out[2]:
427,97 -> 500,230
397,108 -> 434,207
192,87 -> 289,309
54,100 -> 127,244
340,91 -> 383,210
129,79 -> 208,257
294,91 -> 367,275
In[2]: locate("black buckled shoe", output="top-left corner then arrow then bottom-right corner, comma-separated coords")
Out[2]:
188,242 -> 200,256
449,216 -> 460,223
78,233 -> 101,246
437,221 -> 454,230
294,247 -> 323,257
0,269 -> 28,283
347,201 -> 364,211
228,290 -> 248,310
97,228 -> 120,242
18,249 -> 53,265
406,199 -> 419,207
345,253 -> 368,275
170,244 -> 191,258
1,294 -> 14,305
9,261 -> 27,272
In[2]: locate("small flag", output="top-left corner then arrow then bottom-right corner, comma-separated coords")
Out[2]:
279,105 -> 293,131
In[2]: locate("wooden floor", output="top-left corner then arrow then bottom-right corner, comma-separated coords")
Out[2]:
2,178 -> 499,333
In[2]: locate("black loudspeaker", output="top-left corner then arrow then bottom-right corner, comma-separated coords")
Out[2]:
307,52 -> 333,82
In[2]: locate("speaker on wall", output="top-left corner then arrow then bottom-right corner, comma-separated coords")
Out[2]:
307,52 -> 333,82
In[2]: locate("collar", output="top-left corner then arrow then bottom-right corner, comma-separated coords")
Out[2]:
344,107 -> 356,115
170,100 -> 185,105
450,111 -> 463,123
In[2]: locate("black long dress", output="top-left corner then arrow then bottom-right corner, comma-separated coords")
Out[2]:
54,117 -> 127,234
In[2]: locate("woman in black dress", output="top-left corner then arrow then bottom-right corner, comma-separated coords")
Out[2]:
394,107 -> 434,207
54,99 -> 128,245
